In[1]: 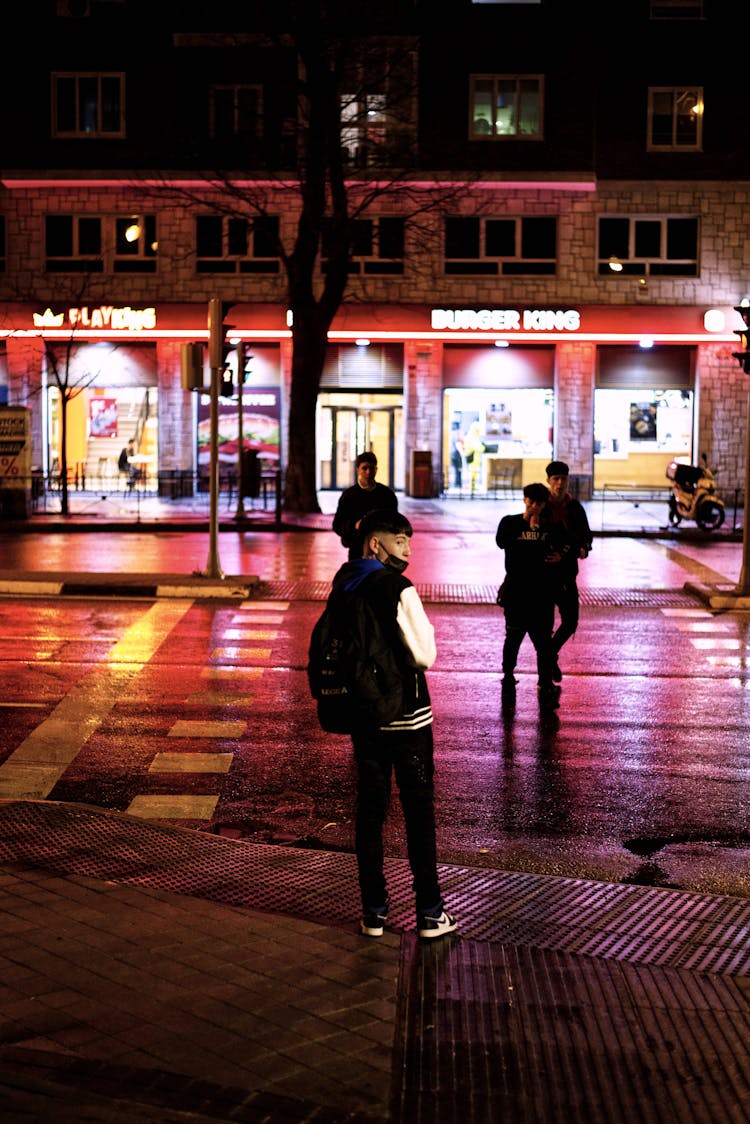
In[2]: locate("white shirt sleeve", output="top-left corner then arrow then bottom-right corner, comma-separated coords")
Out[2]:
396,585 -> 437,669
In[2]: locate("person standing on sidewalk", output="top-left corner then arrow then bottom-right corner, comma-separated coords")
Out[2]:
544,460 -> 593,683
496,483 -> 559,711
332,451 -> 398,560
327,508 -> 457,941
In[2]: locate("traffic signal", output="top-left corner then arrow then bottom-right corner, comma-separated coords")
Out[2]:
732,303 -> 750,374
180,342 -> 205,390
208,297 -> 237,397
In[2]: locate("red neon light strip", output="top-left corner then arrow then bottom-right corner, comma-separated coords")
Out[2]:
3,329 -> 733,344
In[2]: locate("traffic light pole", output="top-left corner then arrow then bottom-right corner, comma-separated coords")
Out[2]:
733,302 -> 750,595
737,388 -> 750,595
203,297 -> 224,579
234,340 -> 246,522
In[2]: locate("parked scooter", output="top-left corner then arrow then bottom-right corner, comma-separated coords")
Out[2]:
666,454 -> 725,531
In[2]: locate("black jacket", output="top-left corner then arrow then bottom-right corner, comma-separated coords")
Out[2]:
332,483 -> 398,558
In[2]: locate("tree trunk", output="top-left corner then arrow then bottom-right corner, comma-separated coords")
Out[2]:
283,312 -> 329,513
60,393 -> 69,516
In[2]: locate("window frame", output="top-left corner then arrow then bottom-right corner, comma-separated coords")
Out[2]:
51,72 -> 125,138
321,215 -> 406,276
649,0 -> 703,17
194,214 -> 280,274
647,86 -> 703,151
44,213 -> 157,273
444,214 -> 557,276
597,215 -> 700,278
339,45 -> 418,169
208,83 -> 263,141
469,74 -> 544,141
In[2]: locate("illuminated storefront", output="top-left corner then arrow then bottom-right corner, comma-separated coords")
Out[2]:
0,299 -> 738,497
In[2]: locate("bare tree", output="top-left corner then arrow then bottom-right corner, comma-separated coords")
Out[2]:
42,335 -> 103,516
1,278 -> 109,517
148,3 -> 471,513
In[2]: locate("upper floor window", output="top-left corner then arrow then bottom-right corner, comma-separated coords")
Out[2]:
649,1 -> 703,16
340,47 -> 417,168
195,215 -> 280,273
445,215 -> 556,275
647,87 -> 703,151
470,75 -> 543,139
598,216 -> 699,277
322,216 -> 405,275
45,214 -> 157,272
209,85 -> 262,140
52,73 -> 125,137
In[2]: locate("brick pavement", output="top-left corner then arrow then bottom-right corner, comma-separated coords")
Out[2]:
2,800 -> 750,1123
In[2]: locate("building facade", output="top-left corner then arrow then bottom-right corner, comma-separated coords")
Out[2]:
0,0 -> 746,504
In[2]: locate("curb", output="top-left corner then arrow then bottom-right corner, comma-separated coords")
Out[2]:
0,572 -> 260,599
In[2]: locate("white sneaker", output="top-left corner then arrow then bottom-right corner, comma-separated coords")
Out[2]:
417,910 -> 458,940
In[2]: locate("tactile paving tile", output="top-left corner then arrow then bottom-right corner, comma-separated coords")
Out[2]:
393,938 -> 750,1124
1,800 -> 749,974
253,580 -> 699,607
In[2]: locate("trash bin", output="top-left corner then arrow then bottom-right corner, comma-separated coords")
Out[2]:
567,474 -> 592,500
410,450 -> 433,498
241,449 -> 261,498
158,470 -> 179,499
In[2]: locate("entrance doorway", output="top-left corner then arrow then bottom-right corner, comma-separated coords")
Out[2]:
317,393 -> 404,490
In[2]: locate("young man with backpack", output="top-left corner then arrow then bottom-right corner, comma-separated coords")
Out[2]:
309,509 -> 457,941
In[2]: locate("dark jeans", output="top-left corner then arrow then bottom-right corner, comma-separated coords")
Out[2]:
552,579 -> 580,654
351,725 -> 442,914
502,598 -> 555,685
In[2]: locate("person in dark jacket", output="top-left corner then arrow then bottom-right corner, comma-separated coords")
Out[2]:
327,508 -> 457,941
496,482 -> 559,711
543,460 -> 593,682
332,451 -> 398,560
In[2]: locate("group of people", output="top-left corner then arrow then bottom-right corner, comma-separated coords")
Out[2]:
496,460 -> 592,712
324,451 -> 590,944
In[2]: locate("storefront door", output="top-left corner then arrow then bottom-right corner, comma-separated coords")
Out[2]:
317,393 -> 403,490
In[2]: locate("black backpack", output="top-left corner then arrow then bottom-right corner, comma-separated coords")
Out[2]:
308,570 -> 404,734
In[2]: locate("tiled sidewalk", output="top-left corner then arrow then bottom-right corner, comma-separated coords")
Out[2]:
2,800 -> 750,1123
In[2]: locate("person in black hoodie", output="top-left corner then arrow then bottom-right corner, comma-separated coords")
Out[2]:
328,508 -> 457,941
495,482 -> 559,711
332,451 -> 398,560
544,460 -> 593,682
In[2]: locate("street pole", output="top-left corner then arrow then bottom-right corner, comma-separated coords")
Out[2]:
203,297 -> 224,579
737,386 -> 750,594
234,339 -> 246,522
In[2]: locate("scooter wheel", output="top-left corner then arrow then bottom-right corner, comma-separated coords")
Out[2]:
697,501 -> 725,531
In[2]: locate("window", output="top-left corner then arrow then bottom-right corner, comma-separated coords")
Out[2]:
598,216 -> 699,277
340,48 -> 417,168
445,216 -> 556,275
647,87 -> 703,151
52,73 -> 125,137
649,1 -> 703,17
322,217 -> 405,275
45,214 -> 156,272
209,85 -> 262,140
470,75 -> 543,139
195,215 -> 280,273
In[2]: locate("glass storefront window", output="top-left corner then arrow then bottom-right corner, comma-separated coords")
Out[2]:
594,387 -> 693,488
443,387 -> 553,492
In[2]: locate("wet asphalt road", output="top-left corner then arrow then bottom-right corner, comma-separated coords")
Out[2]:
0,528 -> 749,900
